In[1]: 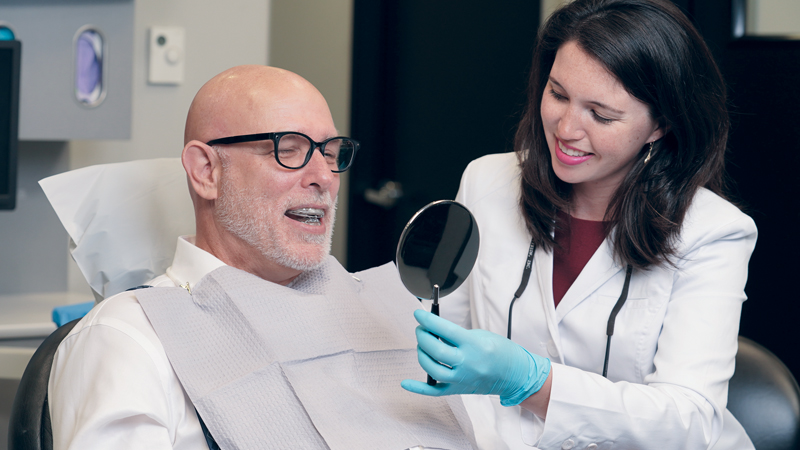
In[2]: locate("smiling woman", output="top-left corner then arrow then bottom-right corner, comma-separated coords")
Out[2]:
400,1 -> 759,449
541,41 -> 664,210
518,0 -> 732,268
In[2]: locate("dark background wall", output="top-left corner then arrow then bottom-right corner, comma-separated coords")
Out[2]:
348,0 -> 540,271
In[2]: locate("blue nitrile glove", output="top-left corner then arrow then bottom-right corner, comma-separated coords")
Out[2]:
401,309 -> 551,407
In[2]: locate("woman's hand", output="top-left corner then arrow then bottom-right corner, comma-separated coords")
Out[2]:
400,309 -> 551,407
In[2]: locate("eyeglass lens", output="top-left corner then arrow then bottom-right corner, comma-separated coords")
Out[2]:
277,133 -> 355,172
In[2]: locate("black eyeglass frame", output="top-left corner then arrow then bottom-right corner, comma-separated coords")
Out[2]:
206,131 -> 360,173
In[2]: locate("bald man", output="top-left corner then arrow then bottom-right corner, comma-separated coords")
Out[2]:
47,67 -> 476,450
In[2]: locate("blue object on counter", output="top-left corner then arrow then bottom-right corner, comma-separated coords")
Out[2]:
0,27 -> 14,41
52,301 -> 95,327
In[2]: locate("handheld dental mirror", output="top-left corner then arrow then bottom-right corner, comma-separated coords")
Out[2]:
396,200 -> 480,386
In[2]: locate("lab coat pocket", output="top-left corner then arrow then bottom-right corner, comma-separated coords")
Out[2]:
597,295 -> 662,383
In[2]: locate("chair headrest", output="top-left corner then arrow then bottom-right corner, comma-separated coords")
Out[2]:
40,158 -> 195,300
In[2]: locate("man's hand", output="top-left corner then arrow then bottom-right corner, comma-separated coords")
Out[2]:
400,310 -> 551,406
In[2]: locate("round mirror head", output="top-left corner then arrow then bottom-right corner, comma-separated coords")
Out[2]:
396,200 -> 480,300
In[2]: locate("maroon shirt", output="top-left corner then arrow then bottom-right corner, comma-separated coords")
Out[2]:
552,210 -> 608,307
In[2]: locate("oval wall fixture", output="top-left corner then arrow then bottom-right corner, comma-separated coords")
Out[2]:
74,27 -> 106,107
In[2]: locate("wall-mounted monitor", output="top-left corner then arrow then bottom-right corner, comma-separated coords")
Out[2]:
0,40 -> 20,210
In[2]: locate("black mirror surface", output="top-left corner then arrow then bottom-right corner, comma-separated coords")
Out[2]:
396,200 -> 479,300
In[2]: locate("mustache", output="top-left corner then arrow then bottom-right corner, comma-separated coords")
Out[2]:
282,192 -> 337,212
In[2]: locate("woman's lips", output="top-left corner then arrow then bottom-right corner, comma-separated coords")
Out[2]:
555,138 -> 593,166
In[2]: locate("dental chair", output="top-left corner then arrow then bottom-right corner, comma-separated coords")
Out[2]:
728,336 -> 800,450
8,158 -> 194,450
8,319 -> 79,450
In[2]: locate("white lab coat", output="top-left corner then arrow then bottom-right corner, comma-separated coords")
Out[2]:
443,153 -> 757,450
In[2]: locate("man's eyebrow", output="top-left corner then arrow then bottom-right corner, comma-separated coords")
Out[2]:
549,76 -> 625,115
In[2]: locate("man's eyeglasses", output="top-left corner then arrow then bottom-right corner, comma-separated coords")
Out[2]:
206,131 -> 360,173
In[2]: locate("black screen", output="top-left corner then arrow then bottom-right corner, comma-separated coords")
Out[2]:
0,40 -> 20,210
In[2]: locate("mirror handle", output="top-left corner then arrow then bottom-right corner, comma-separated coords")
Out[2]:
427,285 -> 441,386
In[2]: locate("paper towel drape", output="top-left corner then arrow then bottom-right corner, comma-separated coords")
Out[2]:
137,259 -> 477,450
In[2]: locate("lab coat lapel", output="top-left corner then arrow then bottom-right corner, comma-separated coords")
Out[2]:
533,248 -> 562,357
554,237 -> 624,322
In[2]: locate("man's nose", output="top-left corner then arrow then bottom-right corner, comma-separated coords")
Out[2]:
301,148 -> 336,189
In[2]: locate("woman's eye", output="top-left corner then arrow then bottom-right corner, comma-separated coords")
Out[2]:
549,89 -> 567,101
592,111 -> 614,124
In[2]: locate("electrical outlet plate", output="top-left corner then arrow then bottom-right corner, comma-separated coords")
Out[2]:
148,26 -> 184,85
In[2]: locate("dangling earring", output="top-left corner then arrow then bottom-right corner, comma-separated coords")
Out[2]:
644,141 -> 654,164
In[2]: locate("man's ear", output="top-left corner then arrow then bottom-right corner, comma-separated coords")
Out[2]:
182,140 -> 222,201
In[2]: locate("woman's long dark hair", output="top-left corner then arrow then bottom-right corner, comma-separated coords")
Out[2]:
516,0 -> 729,269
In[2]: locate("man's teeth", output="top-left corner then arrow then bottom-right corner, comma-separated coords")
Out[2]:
286,207 -> 324,225
559,141 -> 589,157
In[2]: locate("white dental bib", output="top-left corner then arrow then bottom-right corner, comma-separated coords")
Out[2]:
136,257 -> 476,450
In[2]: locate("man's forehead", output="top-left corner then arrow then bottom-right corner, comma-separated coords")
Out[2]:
224,93 -> 335,136
186,66 -> 334,143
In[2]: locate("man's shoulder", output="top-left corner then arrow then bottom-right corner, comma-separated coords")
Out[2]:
81,273 -> 171,322
61,281 -> 174,359
48,282 -> 203,449
51,285 -> 180,406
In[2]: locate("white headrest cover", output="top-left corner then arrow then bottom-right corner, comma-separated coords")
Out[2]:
40,158 -> 195,300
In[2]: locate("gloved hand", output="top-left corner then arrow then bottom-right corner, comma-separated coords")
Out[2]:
401,309 -> 551,406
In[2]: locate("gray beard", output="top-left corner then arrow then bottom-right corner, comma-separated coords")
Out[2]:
214,173 -> 337,272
